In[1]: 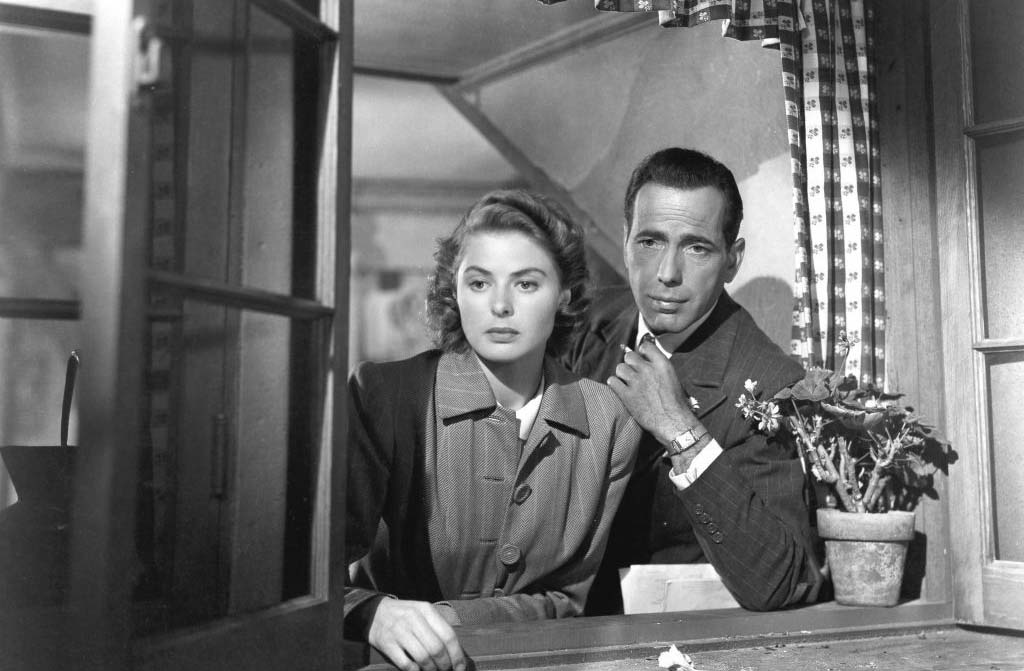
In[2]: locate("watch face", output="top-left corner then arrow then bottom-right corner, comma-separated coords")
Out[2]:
668,435 -> 689,455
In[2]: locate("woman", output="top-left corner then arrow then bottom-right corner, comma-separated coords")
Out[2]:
345,190 -> 640,671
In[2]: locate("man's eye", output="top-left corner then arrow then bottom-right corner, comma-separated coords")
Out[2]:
637,238 -> 660,249
687,245 -> 711,256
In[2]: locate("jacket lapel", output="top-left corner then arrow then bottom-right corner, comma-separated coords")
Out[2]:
518,359 -> 590,480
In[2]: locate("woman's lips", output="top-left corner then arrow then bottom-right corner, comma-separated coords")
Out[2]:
486,328 -> 519,342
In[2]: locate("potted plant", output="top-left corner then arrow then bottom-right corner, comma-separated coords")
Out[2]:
735,335 -> 953,606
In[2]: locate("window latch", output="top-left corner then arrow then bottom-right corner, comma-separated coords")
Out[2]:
132,16 -> 165,90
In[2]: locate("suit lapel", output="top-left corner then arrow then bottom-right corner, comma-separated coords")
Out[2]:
669,294 -> 741,421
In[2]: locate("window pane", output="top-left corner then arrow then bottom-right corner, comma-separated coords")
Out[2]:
976,130 -> 1024,339
971,1 -> 1024,125
165,3 -> 322,298
987,351 -> 1024,562
134,298 -> 320,634
0,27 -> 88,302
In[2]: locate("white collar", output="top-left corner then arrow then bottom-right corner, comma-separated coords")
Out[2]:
514,380 -> 544,441
635,298 -> 718,356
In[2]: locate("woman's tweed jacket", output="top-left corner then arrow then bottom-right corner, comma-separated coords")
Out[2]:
345,349 -> 640,632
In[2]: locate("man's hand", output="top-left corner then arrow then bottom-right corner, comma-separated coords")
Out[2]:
607,337 -> 699,445
368,598 -> 467,671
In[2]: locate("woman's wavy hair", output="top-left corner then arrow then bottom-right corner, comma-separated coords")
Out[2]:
426,189 -> 591,358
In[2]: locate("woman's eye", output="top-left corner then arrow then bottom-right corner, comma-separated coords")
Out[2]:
516,280 -> 538,291
467,279 -> 488,290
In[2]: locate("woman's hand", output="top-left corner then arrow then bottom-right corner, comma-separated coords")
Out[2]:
368,598 -> 466,671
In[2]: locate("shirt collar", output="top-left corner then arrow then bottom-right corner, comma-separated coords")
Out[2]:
635,298 -> 719,356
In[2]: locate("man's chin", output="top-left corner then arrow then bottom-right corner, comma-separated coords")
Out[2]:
642,311 -> 694,336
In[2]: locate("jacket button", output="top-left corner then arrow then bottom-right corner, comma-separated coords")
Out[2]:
712,531 -> 724,544
498,543 -> 521,567
513,484 -> 532,505
694,503 -> 705,515
706,522 -> 719,534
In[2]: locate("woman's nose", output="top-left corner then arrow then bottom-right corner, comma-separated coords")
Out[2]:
491,289 -> 513,317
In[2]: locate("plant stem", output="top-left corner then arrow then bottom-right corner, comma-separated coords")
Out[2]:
863,473 -> 890,512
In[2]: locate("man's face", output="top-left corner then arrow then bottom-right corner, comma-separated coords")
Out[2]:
623,183 -> 744,336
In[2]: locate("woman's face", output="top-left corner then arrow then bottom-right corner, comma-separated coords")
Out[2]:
456,230 -> 569,368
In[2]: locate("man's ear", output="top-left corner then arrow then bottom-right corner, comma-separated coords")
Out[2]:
724,237 -> 745,283
621,220 -> 631,267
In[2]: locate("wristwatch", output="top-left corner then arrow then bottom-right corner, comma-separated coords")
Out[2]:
665,426 -> 708,456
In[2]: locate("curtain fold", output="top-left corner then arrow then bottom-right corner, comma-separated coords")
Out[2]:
537,0 -> 885,385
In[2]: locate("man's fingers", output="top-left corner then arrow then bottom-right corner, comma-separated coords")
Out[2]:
613,361 -> 638,385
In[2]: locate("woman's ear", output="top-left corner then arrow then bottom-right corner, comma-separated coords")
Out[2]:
559,288 -> 571,309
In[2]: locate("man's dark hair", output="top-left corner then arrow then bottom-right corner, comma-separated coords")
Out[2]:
623,147 -> 744,245
426,189 -> 590,358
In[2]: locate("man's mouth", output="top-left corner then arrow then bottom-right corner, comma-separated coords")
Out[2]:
648,296 -> 686,310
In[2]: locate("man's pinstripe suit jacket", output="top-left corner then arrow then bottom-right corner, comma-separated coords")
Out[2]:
566,288 -> 827,614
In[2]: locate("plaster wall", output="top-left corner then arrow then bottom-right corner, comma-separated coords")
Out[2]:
457,21 -> 795,348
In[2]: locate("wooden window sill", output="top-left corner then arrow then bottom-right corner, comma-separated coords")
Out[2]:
351,600 -> 955,670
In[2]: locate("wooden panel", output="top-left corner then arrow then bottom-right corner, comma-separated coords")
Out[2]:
70,0 -> 146,667
135,597 -> 329,671
324,0 -> 353,665
354,601 -> 954,670
931,0 -> 985,624
875,0 -> 951,603
982,563 -> 1024,630
0,0 -> 91,33
402,627 -> 1024,671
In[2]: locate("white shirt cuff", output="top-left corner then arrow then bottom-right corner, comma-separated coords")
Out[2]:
667,439 -> 723,490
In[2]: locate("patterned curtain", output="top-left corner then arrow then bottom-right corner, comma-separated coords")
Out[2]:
537,0 -> 885,386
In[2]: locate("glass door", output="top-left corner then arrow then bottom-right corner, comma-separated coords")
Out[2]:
0,1 -> 353,669
937,0 -> 1024,630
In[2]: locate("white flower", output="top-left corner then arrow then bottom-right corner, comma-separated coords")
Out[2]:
658,644 -> 702,670
744,379 -> 758,394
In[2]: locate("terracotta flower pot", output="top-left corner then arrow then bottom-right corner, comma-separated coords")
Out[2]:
816,508 -> 916,607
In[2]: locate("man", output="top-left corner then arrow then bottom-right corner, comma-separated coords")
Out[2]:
566,147 -> 825,614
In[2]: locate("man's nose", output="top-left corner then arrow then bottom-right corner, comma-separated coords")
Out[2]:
656,251 -> 683,286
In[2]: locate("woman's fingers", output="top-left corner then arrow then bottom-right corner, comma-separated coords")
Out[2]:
368,599 -> 466,671
421,605 -> 466,671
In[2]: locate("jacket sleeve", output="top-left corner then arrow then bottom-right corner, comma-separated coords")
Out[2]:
344,362 -> 395,623
674,397 -> 825,611
442,413 -> 641,625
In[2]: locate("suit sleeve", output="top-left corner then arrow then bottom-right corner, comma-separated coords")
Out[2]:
675,391 -> 825,611
442,413 -> 641,625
